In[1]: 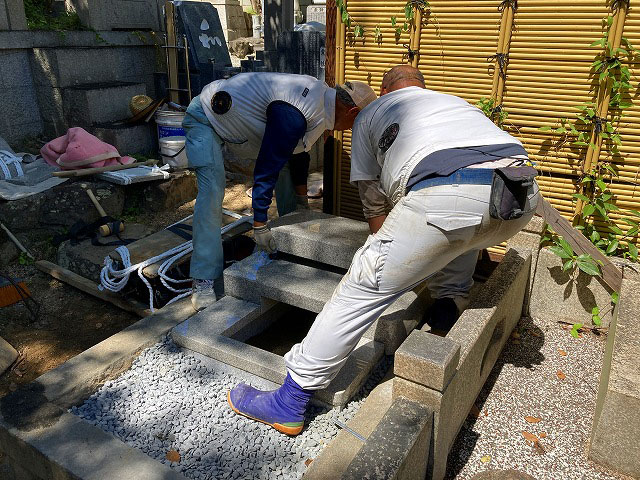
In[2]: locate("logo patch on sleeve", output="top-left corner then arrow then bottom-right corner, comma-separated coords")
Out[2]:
302,87 -> 310,97
211,91 -> 232,114
378,123 -> 400,153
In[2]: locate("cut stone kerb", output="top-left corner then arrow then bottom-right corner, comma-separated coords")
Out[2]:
394,331 -> 460,392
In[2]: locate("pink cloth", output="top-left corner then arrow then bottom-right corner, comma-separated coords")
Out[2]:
41,127 -> 135,170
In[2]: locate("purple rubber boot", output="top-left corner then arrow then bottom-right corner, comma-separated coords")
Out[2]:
227,373 -> 313,435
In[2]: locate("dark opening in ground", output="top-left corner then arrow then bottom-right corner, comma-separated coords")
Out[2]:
244,306 -> 317,356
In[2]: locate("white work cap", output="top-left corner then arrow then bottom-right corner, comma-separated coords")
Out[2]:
338,81 -> 377,109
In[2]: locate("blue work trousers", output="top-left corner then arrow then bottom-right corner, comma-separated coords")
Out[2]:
183,96 -> 308,280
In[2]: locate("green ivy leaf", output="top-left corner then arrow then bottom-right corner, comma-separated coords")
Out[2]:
577,258 -> 601,276
610,224 -> 624,235
562,259 -> 575,272
590,230 -> 601,242
606,239 -> 619,255
596,178 -> 608,192
559,237 -> 575,257
573,193 -> 590,202
570,323 -> 583,338
539,126 -> 553,132
549,245 -> 573,260
391,16 -> 397,26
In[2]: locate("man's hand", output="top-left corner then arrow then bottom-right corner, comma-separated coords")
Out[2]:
254,224 -> 277,253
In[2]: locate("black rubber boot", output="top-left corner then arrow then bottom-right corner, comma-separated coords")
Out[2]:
426,298 -> 460,336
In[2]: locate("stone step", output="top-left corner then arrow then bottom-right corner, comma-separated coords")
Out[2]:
171,295 -> 385,407
269,210 -> 370,270
224,252 -> 431,355
63,82 -> 147,127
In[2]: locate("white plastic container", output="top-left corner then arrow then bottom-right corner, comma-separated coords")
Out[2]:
159,136 -> 188,170
155,110 -> 186,140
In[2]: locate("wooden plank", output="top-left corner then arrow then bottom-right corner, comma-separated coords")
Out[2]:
325,0 -> 336,87
35,261 -> 151,317
52,160 -> 156,178
537,197 -> 622,292
165,0 -> 180,104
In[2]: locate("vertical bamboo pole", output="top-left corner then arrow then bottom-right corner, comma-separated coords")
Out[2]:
334,3 -> 347,214
165,1 -> 180,104
574,4 -> 628,222
495,5 -> 515,106
410,8 -> 423,68
490,6 -> 509,99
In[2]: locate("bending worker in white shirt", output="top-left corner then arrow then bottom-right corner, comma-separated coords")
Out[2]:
228,65 -> 540,435
183,72 -> 377,310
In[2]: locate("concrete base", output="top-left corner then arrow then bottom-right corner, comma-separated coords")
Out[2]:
589,274 -> 640,478
393,248 -> 532,480
92,123 -> 156,156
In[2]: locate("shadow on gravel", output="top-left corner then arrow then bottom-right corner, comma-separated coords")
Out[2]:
444,317 -> 546,479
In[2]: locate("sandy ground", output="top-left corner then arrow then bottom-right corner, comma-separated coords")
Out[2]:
447,316 -> 631,480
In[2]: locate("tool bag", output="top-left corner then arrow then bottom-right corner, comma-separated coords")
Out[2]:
489,165 -> 538,220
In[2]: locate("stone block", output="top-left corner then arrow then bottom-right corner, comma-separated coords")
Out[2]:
362,282 -> 431,354
506,229 -> 542,316
342,398 -> 432,480
36,298 -> 194,407
92,123 -> 156,156
32,85 -> 66,138
223,251 -> 272,303
256,259 -> 342,313
0,336 -> 17,376
63,82 -> 146,127
530,247 -> 615,327
589,277 -> 640,478
137,172 -> 197,212
0,389 -> 186,480
305,377 -> 394,480
394,330 -> 460,392
522,214 -> 545,235
270,209 -> 369,269
66,0 -> 162,31
0,0 -> 27,30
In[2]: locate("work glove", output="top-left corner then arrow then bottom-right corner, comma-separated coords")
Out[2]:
254,224 -> 277,254
295,194 -> 310,210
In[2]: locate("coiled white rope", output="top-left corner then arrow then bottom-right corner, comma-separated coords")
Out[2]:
99,213 -> 252,312
0,150 -> 24,180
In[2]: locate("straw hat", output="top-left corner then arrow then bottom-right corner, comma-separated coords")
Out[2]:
129,95 -> 154,116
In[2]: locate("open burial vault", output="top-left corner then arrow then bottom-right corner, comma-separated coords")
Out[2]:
0,210 -> 542,480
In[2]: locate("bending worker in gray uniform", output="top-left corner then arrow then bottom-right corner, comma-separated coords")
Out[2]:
228,65 -> 540,435
183,72 -> 377,310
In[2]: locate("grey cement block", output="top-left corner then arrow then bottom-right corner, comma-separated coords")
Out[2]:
270,210 -> 370,269
173,327 -> 288,385
530,247 -> 614,327
63,82 -> 146,127
0,2 -> 8,30
522,214 -> 545,235
32,85 -> 66,138
342,397 -> 432,480
35,298 -> 195,408
223,251 -> 272,303
394,330 -> 460,392
0,336 -> 17,376
0,50 -> 32,88
362,282 -> 432,354
305,376 -> 394,480
589,277 -> 640,478
0,388 -> 186,480
92,123 -> 156,156
256,259 -> 342,313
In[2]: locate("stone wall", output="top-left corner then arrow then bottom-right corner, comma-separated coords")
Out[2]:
0,31 -> 157,144
0,0 -> 27,31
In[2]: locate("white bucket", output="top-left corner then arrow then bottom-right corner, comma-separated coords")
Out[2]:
155,110 -> 186,140
252,15 -> 261,39
160,136 -> 188,170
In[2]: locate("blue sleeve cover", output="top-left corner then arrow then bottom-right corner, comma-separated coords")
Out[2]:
252,101 -> 307,222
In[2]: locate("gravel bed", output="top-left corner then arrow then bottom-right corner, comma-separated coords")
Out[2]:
71,337 -> 391,480
446,316 -> 631,480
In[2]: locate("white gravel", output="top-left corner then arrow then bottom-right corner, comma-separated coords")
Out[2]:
71,337 -> 391,480
446,316 -> 632,480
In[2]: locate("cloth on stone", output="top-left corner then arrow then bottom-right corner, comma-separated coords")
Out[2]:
41,127 -> 135,170
0,143 -> 67,201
